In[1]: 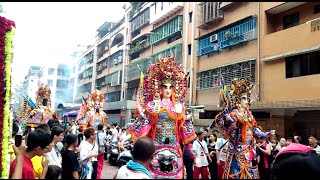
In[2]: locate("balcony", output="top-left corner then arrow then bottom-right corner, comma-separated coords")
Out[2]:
219,2 -> 238,10
150,15 -> 183,45
261,19 -> 320,62
150,2 -> 183,25
128,38 -> 150,55
126,87 -> 138,101
130,7 -> 150,33
150,43 -> 182,64
197,17 -> 257,57
129,2 -> 146,20
124,58 -> 155,82
96,64 -> 107,72
198,2 -> 223,29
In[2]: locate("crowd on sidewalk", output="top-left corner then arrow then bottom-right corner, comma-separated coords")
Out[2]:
8,119 -> 320,179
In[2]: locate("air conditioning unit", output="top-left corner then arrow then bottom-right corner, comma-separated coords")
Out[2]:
210,34 -> 218,43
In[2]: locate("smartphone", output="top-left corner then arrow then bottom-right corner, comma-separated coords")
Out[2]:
15,135 -> 22,147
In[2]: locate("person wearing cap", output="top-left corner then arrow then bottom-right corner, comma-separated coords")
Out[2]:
193,131 -> 212,179
308,135 -> 320,155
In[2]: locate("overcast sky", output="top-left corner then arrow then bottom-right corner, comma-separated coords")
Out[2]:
2,2 -> 124,86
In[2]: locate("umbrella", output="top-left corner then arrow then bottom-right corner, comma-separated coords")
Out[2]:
63,110 -> 79,117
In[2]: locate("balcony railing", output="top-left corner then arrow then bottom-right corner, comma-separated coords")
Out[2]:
197,17 -> 257,57
150,16 -> 183,45
96,64 -> 107,72
198,2 -> 223,29
128,38 -> 150,55
124,58 -> 155,82
150,43 -> 182,64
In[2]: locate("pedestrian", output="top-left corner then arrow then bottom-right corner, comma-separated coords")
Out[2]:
45,165 -> 62,179
279,138 -> 286,151
270,143 -> 320,179
114,137 -> 155,179
256,136 -> 271,180
215,133 -> 228,179
96,124 -> 107,179
269,139 -> 279,166
31,124 -> 52,179
62,133 -> 80,179
308,134 -> 320,155
294,135 -> 302,144
208,133 -> 218,180
9,128 -> 52,179
79,127 -> 98,179
183,141 -> 195,179
193,131 -> 212,179
47,126 -> 64,171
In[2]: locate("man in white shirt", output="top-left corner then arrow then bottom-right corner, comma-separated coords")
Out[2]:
308,135 -> 320,155
110,123 -> 118,145
192,131 -> 212,179
215,134 -> 229,179
79,127 -> 98,179
70,121 -> 78,135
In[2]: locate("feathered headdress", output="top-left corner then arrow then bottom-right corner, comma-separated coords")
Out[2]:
229,77 -> 253,108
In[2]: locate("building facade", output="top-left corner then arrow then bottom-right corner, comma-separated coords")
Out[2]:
192,2 -> 320,142
39,63 -> 72,109
72,2 -> 320,140
23,66 -> 42,103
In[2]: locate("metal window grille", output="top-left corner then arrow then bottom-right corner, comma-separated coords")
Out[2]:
197,60 -> 255,89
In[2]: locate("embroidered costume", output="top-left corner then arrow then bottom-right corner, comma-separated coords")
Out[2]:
76,90 -> 108,131
128,56 -> 196,179
210,78 -> 270,179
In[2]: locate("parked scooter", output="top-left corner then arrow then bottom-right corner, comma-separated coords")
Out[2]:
117,142 -> 133,167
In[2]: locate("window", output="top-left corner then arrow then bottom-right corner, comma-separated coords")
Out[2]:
189,12 -> 193,23
187,44 -> 192,55
48,80 -> 53,86
285,50 -> 320,78
314,4 -> 320,14
161,2 -> 163,10
48,68 -> 54,75
154,3 -> 157,14
283,12 -> 299,29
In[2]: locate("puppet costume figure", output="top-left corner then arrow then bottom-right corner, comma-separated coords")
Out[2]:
128,56 -> 196,179
211,78 -> 270,179
27,83 -> 57,127
76,90 -> 108,131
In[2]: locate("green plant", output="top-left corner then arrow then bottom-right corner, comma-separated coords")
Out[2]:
225,31 -> 232,39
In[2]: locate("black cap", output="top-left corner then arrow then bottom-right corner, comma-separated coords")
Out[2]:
196,131 -> 204,136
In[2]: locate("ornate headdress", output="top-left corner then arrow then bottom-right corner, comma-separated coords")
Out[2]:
229,78 -> 253,108
87,90 -> 104,110
145,56 -> 188,103
36,83 -> 52,107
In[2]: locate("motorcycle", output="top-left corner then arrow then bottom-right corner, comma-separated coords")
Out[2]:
117,142 -> 133,167
108,143 -> 119,166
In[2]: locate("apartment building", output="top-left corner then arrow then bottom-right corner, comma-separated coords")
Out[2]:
22,66 -> 42,104
95,17 -> 127,126
191,2 -> 320,140
39,63 -> 71,109
75,46 -> 95,103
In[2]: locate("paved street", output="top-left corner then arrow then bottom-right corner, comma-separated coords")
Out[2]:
100,160 -> 120,179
